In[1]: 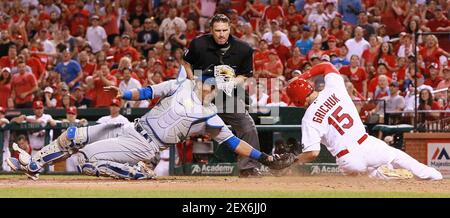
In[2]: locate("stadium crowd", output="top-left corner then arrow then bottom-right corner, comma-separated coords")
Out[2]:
0,0 -> 450,172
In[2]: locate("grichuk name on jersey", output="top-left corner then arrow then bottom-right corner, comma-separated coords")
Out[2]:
312,93 -> 340,124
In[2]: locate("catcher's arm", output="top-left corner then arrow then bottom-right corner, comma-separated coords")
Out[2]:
223,136 -> 296,170
207,116 -> 297,170
105,80 -> 178,100
182,61 -> 194,80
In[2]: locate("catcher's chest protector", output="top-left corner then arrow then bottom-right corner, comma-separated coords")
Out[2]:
139,80 -> 217,147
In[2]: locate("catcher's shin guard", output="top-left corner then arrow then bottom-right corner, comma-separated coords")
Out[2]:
29,140 -> 71,173
78,160 -> 156,180
27,126 -> 89,170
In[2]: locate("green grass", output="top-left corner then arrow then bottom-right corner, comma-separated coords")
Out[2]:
1,175 -> 449,198
1,188 -> 449,198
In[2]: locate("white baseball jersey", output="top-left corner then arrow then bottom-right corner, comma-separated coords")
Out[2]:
26,114 -> 54,151
97,115 -> 131,125
138,78 -> 234,150
86,26 -> 107,53
301,72 -> 367,156
298,64 -> 442,180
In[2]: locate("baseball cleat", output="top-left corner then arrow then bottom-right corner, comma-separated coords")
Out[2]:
137,161 -> 157,179
25,172 -> 39,181
377,165 -> 413,180
7,157 -> 40,180
6,157 -> 23,171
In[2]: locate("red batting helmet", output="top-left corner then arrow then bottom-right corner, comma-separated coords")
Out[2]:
286,78 -> 313,107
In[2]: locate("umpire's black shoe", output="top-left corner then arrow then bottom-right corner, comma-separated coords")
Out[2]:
239,168 -> 263,178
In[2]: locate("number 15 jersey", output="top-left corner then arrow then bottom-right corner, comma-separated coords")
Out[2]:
301,72 -> 367,156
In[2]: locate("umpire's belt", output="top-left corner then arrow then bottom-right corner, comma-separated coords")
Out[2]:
134,121 -> 152,142
336,134 -> 368,158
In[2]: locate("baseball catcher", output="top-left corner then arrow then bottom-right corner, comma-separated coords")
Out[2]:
8,66 -> 296,180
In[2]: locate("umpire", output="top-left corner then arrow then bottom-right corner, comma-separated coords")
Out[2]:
183,14 -> 262,177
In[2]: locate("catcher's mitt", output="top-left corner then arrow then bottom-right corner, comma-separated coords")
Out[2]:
259,152 -> 297,170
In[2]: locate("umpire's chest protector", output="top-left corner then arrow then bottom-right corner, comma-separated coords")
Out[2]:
140,80 -> 217,145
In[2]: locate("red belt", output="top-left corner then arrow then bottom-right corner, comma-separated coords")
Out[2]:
336,134 -> 368,158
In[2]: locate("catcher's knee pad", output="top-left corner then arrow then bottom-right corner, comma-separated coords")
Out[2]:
79,160 -> 155,180
31,140 -> 70,172
58,126 -> 89,149
78,162 -> 100,177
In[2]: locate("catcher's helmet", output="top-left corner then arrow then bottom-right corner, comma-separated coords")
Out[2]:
286,78 -> 313,107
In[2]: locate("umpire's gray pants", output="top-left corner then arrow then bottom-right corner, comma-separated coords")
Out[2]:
78,123 -> 160,167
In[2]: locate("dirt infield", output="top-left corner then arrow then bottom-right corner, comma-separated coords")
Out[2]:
1,175 -> 449,197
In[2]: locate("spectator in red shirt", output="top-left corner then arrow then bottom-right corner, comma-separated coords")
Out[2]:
340,55 -> 368,97
328,17 -> 345,45
391,56 -> 407,88
285,47 -> 306,80
11,59 -> 38,108
436,66 -> 450,100
227,9 -> 244,38
368,63 -> 392,99
287,25 -> 301,46
306,38 -> 324,62
163,56 -> 179,79
419,35 -> 450,70
418,88 -> 442,122
262,0 -> 285,22
93,63 -> 118,108
20,48 -> 45,85
78,51 -> 96,79
269,31 -> 290,66
254,39 -> 271,71
284,3 -> 303,29
372,74 -> 391,100
378,0 -> 405,37
242,0 -> 265,30
230,0 -> 248,15
55,82 -> 70,108
0,67 -> 12,108
101,1 -> 120,44
376,42 -> 397,72
425,7 -> 450,52
260,49 -> 284,79
68,2 -> 90,37
424,63 -> 444,89
0,44 -> 18,68
113,34 -> 141,64
324,36 -> 340,56
185,20 -> 199,47
361,34 -> 380,68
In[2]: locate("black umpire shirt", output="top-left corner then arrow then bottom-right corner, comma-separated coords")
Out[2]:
183,34 -> 254,78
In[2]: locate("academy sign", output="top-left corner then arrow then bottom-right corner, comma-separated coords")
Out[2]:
306,163 -> 342,175
190,163 -> 236,176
